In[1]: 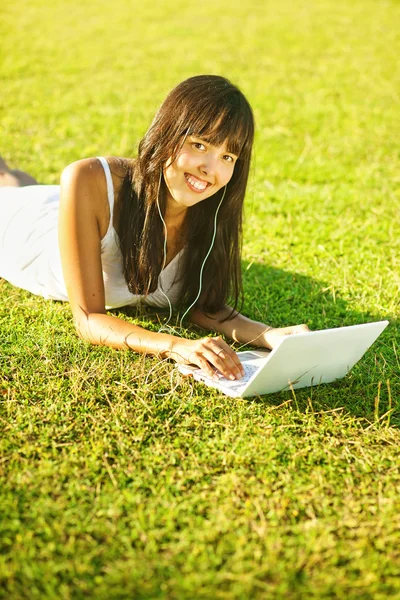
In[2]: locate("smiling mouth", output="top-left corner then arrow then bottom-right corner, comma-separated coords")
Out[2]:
184,173 -> 210,193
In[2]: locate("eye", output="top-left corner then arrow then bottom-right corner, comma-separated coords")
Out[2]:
223,154 -> 235,163
192,142 -> 206,151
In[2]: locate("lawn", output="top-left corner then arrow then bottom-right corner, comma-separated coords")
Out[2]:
1,0 -> 400,598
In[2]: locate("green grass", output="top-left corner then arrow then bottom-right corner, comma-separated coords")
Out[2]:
1,0 -> 400,597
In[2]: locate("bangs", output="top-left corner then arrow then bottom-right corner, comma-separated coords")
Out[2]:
188,98 -> 253,158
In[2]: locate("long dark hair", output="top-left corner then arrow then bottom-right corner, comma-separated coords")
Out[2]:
118,75 -> 254,316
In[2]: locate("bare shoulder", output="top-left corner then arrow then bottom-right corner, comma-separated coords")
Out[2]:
61,157 -> 107,190
61,156 -> 132,194
60,157 -> 105,202
60,157 -> 111,237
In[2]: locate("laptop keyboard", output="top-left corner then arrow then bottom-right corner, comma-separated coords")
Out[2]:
216,362 -> 259,384
194,351 -> 270,393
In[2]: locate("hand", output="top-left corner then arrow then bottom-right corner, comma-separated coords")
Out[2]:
263,324 -> 310,350
170,336 -> 245,381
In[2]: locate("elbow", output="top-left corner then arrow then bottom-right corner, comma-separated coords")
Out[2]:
69,298 -> 107,342
73,319 -> 93,344
72,311 -> 100,346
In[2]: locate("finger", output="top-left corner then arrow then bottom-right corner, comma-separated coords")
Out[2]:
201,348 -> 236,380
293,324 -> 310,333
186,350 -> 217,379
196,337 -> 244,380
202,337 -> 244,377
213,346 -> 244,379
194,354 -> 219,379
284,325 -> 309,335
213,339 -> 245,374
201,346 -> 243,381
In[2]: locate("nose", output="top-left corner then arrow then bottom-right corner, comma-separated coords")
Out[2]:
199,153 -> 217,177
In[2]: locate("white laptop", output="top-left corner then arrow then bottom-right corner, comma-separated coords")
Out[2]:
179,321 -> 389,398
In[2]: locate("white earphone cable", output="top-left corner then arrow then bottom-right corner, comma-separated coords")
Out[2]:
179,186 -> 226,327
156,170 -> 227,334
156,170 -> 174,334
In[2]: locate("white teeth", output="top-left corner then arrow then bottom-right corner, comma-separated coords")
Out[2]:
186,174 -> 207,191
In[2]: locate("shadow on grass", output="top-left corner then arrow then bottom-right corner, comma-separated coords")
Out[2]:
118,260 -> 399,425
240,261 -> 398,424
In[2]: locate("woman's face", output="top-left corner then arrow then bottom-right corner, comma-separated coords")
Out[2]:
163,135 -> 238,210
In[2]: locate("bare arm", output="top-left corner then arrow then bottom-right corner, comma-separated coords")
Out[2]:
58,159 -> 244,380
190,306 -> 310,350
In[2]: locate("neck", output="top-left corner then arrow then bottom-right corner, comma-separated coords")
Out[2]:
164,192 -> 188,227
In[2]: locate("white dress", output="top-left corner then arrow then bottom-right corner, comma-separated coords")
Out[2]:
0,157 -> 184,309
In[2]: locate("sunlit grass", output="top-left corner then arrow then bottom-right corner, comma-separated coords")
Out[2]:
1,0 -> 400,597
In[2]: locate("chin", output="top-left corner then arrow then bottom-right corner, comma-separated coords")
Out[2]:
174,193 -> 207,208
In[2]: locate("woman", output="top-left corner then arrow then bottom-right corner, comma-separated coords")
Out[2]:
0,75 -> 308,382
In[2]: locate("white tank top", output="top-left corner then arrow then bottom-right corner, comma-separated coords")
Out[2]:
0,157 -> 184,309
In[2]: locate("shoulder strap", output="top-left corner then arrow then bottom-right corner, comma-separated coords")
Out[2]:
96,157 -> 115,219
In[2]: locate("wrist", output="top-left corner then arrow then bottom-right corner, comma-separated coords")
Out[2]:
158,333 -> 179,360
160,335 -> 188,361
259,326 -> 274,350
